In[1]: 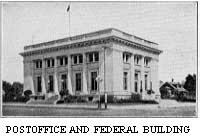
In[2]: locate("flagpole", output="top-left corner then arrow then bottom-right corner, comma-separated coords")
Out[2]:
68,4 -> 71,38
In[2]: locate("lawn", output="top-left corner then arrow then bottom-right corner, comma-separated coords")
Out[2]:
2,103 -> 196,117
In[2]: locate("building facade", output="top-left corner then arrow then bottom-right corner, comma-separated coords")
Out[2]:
20,28 -> 162,100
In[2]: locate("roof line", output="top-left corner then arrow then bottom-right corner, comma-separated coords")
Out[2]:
24,28 -> 158,50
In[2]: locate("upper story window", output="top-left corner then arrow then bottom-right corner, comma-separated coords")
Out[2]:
134,55 -> 141,65
87,52 -> 99,63
123,53 -> 130,63
72,54 -> 83,65
144,57 -> 150,67
58,56 -> 68,66
35,60 -> 42,69
46,58 -> 54,68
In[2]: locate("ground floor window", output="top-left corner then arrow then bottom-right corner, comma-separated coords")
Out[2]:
75,73 -> 82,91
48,75 -> 54,92
123,72 -> 128,90
61,74 -> 67,90
91,71 -> 98,91
37,76 -> 42,92
145,74 -> 148,90
135,73 -> 139,92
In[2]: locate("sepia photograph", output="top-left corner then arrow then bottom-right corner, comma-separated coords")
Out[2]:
1,1 -> 197,117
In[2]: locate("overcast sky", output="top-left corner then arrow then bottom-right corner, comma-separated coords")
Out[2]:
2,1 -> 197,83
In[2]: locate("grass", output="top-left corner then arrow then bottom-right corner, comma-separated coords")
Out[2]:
2,103 -> 196,117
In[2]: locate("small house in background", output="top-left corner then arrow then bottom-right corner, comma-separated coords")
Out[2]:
159,81 -> 188,99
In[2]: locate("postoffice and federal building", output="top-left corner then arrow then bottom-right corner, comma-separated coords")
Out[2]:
20,28 -> 162,100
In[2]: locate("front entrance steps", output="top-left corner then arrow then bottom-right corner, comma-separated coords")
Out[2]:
27,95 -> 59,105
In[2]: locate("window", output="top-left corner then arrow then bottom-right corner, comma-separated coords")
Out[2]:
91,72 -> 98,91
123,53 -> 130,63
35,60 -> 42,69
48,75 -> 54,92
134,56 -> 141,65
46,59 -> 54,68
94,53 -> 99,62
65,57 -> 68,65
145,74 -> 148,90
75,73 -> 82,91
52,59 -> 54,67
37,76 -> 42,92
89,53 -> 93,62
87,52 -> 99,63
79,55 -> 83,63
144,58 -> 150,67
140,81 -> 143,92
60,58 -> 63,66
74,56 -> 78,64
135,73 -> 138,92
58,57 -> 68,66
47,59 -> 51,67
61,74 -> 67,90
73,55 -> 83,65
123,72 -> 128,90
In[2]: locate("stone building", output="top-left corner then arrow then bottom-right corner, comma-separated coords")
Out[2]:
20,28 -> 162,100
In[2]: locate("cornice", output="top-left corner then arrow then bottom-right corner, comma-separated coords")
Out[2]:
20,36 -> 162,57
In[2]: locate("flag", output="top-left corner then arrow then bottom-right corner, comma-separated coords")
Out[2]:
67,5 -> 70,12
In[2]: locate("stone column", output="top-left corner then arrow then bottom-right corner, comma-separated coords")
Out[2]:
67,55 -> 73,95
23,60 -> 35,95
54,57 -> 59,95
141,56 -> 145,98
82,53 -> 88,94
42,59 -> 46,95
99,49 -> 105,93
130,53 -> 135,93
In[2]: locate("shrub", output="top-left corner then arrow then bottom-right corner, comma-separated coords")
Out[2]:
76,96 -> 87,103
100,95 -> 115,103
131,93 -> 141,102
24,90 -> 32,97
59,89 -> 69,99
88,96 -> 93,101
64,95 -> 77,103
15,96 -> 30,103
56,100 -> 65,104
147,89 -> 155,95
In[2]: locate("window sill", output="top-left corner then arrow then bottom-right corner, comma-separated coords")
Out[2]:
90,90 -> 98,93
72,63 -> 83,66
123,62 -> 130,64
58,65 -> 68,67
87,61 -> 99,64
34,68 -> 42,70
46,67 -> 54,69
135,64 -> 141,66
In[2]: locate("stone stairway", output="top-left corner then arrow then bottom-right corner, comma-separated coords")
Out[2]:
27,95 -> 59,105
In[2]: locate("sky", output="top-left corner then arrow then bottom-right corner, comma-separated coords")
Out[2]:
2,1 -> 197,83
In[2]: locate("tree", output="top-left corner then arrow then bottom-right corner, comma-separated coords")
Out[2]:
2,80 -> 23,102
3,81 -> 13,102
184,74 -> 196,93
3,81 -> 12,94
11,82 -> 23,99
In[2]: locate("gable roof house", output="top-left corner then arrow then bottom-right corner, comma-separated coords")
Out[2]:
159,82 -> 188,99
